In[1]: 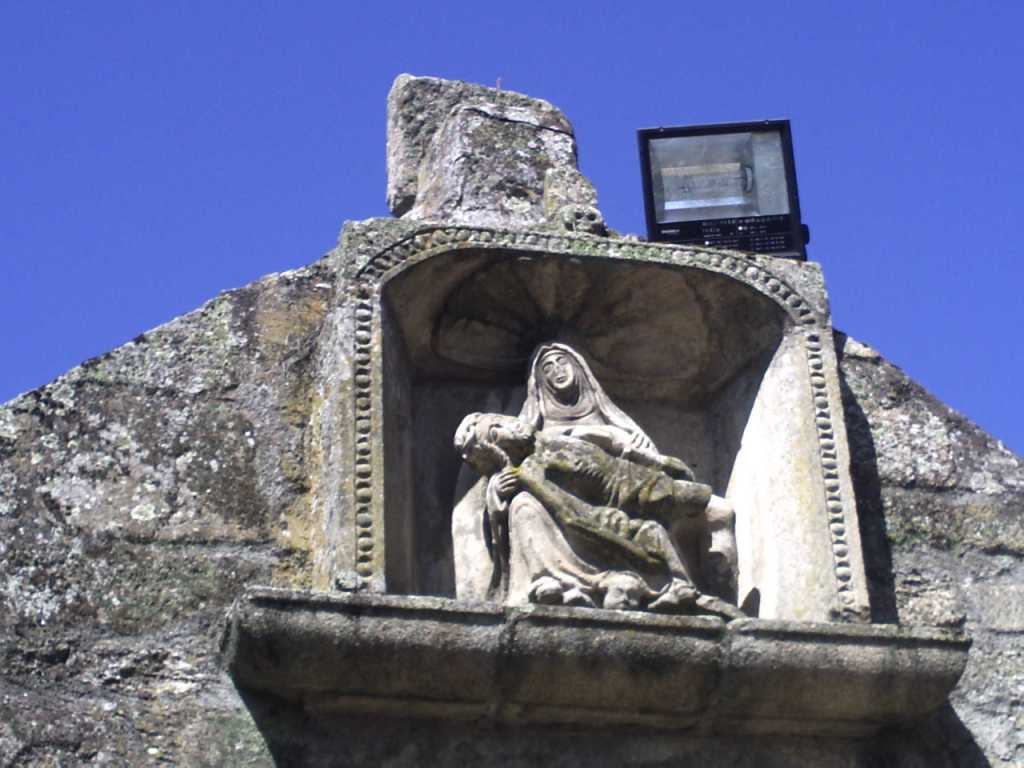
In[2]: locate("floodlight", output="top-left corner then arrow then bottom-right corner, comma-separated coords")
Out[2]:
638,120 -> 808,259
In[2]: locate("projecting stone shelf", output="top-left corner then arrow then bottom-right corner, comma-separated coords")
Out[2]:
221,587 -> 970,737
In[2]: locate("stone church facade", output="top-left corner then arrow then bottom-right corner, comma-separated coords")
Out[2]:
1,76 -> 1021,766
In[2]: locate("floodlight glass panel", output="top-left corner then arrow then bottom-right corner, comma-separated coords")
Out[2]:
649,131 -> 791,225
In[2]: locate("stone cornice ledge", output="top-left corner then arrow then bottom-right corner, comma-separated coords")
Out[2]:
220,587 -> 970,737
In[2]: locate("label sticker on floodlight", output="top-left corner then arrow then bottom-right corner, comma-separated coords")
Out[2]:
639,121 -> 806,259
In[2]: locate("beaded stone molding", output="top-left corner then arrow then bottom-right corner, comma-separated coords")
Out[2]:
347,226 -> 864,620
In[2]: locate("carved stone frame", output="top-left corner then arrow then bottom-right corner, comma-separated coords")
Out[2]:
335,226 -> 869,622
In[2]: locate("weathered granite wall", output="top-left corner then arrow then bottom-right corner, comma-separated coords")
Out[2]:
838,333 -> 1024,766
0,263 -> 334,764
2,76 -> 1021,766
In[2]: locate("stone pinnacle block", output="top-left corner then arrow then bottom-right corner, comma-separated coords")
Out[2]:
386,74 -> 578,228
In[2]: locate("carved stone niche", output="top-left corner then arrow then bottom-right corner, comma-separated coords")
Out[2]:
324,226 -> 868,622
223,225 -> 969,735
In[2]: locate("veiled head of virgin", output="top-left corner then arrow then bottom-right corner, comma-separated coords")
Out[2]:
537,346 -> 581,404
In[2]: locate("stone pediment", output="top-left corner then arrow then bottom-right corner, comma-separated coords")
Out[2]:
7,72 -> 1012,765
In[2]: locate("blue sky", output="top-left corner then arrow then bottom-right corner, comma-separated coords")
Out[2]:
2,2 -> 1022,453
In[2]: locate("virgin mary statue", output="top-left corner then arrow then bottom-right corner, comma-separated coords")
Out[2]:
451,343 -> 738,615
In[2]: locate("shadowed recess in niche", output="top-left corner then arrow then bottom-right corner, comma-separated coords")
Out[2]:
428,254 -> 784,404
380,250 -> 788,596
835,331 -> 898,623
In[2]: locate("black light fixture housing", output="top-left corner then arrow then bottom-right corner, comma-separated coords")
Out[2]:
638,120 -> 808,260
